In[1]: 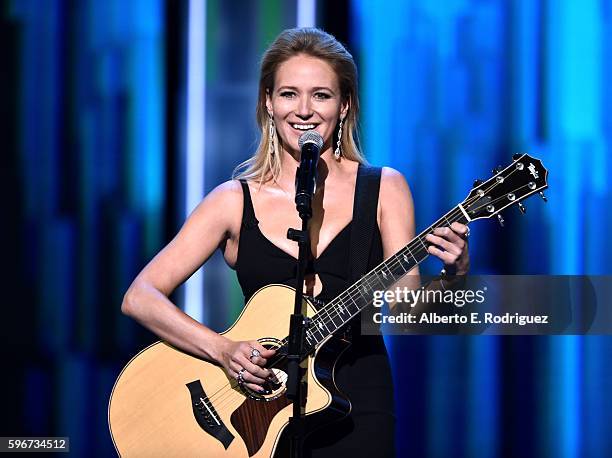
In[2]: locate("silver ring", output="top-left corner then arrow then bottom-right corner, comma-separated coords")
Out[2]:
250,348 -> 261,360
464,227 -> 471,238
237,368 -> 246,384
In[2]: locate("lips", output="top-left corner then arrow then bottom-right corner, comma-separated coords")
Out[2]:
290,123 -> 318,131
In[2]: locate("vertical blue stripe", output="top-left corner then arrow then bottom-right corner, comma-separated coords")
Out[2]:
297,0 -> 316,27
184,0 -> 207,322
467,336 -> 498,458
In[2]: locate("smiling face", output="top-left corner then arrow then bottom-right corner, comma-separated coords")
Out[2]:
266,54 -> 348,158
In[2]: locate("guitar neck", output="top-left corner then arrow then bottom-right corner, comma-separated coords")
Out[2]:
298,204 -> 470,349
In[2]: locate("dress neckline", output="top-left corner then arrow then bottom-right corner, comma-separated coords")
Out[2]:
253,220 -> 352,262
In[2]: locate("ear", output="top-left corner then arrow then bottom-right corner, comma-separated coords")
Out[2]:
340,96 -> 350,120
265,89 -> 273,117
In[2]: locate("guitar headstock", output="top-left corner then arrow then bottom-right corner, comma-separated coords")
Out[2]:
461,153 -> 549,222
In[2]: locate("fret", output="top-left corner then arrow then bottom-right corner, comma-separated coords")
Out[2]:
402,251 -> 416,268
347,297 -> 361,314
346,294 -> 358,309
384,263 -> 396,280
305,332 -> 314,346
386,262 -> 400,280
369,272 -> 386,289
311,322 -> 325,341
394,254 -> 408,274
318,318 -> 331,334
327,310 -> 340,327
356,283 -> 370,301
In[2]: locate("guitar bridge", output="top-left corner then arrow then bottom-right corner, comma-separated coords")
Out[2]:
186,380 -> 234,449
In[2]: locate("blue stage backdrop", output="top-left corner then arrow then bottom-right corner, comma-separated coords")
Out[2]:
2,0 -> 611,457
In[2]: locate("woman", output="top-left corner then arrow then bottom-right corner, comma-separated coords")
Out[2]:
122,28 -> 469,456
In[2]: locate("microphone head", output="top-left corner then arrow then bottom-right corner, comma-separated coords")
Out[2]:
298,130 -> 324,150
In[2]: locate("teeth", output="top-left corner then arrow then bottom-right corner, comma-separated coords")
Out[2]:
292,124 -> 315,130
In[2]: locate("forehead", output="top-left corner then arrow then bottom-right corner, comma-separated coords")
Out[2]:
274,54 -> 339,90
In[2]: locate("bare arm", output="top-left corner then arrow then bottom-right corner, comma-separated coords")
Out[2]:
121,180 -> 274,391
378,167 -> 470,314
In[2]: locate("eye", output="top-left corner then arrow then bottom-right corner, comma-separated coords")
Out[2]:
314,92 -> 332,100
280,91 -> 296,98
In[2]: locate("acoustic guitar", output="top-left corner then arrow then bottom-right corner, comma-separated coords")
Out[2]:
108,154 -> 548,457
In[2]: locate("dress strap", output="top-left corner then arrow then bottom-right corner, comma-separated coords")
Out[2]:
239,180 -> 259,229
348,164 -> 382,283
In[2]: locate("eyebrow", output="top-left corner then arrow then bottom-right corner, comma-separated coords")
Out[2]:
276,86 -> 336,95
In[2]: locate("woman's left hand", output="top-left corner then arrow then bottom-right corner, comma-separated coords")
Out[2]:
425,222 -> 470,275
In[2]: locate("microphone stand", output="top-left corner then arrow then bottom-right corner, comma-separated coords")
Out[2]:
285,143 -> 319,458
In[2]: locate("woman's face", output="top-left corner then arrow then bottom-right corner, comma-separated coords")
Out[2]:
266,54 -> 348,158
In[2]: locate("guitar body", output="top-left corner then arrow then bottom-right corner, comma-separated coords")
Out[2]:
108,285 -> 352,457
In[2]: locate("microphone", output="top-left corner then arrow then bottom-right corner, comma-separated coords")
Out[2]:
295,130 -> 324,217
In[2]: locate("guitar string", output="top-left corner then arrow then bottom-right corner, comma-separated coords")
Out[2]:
203,170 -> 521,409
204,163 -> 534,409
204,206 -> 471,412
204,202 -> 478,410
311,162 -> 532,328
203,166 -> 530,410
250,162 -> 528,361
309,166 -> 533,337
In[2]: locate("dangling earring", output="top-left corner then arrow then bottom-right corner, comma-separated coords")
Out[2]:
334,117 -> 344,160
268,113 -> 276,157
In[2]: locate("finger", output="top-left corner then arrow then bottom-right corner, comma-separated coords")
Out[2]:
433,226 -> 463,244
249,341 -> 276,358
426,233 -> 463,256
427,245 -> 458,265
249,356 -> 268,367
247,354 -> 268,367
229,361 -> 267,385
229,361 -> 244,376
242,371 -> 267,385
238,355 -> 272,380
244,382 -> 266,393
247,341 -> 274,364
450,222 -> 470,238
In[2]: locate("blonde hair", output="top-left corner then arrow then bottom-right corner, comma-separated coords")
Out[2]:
233,28 -> 367,184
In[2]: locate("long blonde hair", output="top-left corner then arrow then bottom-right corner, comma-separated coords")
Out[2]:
233,28 -> 367,184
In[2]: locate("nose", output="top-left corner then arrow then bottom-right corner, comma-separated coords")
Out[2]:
295,94 -> 313,119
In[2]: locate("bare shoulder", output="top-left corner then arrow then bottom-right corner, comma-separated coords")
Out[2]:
379,166 -> 413,206
206,179 -> 243,202
191,179 -> 244,236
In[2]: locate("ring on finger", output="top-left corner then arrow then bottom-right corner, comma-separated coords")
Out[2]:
237,368 -> 246,384
249,348 -> 261,362
464,227 -> 470,238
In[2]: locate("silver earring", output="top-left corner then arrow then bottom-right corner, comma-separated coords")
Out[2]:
334,118 -> 343,159
268,114 -> 275,156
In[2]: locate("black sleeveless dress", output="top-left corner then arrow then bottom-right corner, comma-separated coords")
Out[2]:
234,170 -> 396,457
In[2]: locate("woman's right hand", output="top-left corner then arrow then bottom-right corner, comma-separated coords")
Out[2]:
218,338 -> 277,392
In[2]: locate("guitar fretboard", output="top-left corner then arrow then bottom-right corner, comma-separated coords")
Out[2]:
297,205 -> 469,350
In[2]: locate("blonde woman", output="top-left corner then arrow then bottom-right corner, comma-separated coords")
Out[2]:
122,28 -> 469,456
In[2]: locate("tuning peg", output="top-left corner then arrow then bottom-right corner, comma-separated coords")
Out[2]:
497,214 -> 505,227
473,179 -> 483,188
492,165 -> 503,174
513,153 -> 523,161
518,202 -> 526,214
539,191 -> 548,202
